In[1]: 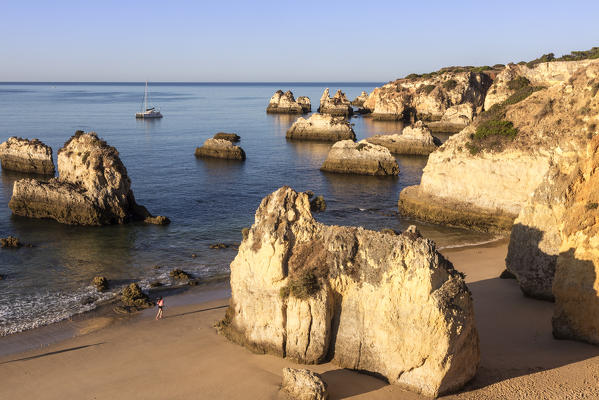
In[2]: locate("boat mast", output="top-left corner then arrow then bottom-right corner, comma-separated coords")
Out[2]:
144,81 -> 148,111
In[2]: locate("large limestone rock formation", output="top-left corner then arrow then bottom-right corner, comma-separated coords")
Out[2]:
552,136 -> 599,344
0,137 -> 55,175
195,138 -> 246,161
320,140 -> 399,176
280,368 -> 328,400
218,187 -> 479,397
9,131 -> 168,226
267,90 -> 309,114
399,59 -> 599,232
286,114 -> 356,142
362,70 -> 492,126
318,88 -> 353,116
366,121 -> 440,155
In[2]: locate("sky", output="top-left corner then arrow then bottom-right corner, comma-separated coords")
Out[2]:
1,0 -> 598,82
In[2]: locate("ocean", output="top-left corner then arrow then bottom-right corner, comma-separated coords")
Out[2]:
0,82 -> 497,336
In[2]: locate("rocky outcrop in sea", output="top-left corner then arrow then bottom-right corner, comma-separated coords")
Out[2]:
321,140 -> 399,176
213,132 -> 241,142
217,187 -> 479,397
195,137 -> 246,160
266,90 -> 310,114
366,121 -> 440,155
351,91 -> 369,107
286,113 -> 356,142
9,131 -> 169,225
318,88 -> 353,116
399,59 -> 599,232
0,137 -> 55,175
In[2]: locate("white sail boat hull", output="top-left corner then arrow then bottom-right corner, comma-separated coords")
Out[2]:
136,82 -> 163,118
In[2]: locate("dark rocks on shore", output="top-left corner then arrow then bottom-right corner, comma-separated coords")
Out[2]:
241,227 -> 250,241
170,268 -> 192,281
0,137 -> 55,175
121,283 -> 153,309
499,269 -> 517,279
309,195 -> 326,212
195,138 -> 246,161
0,236 -> 23,248
8,131 -> 169,226
92,276 -> 108,292
150,281 -> 163,288
210,243 -> 230,249
213,132 -> 241,142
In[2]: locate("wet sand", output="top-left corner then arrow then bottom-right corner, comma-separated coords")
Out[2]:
1,240 -> 598,399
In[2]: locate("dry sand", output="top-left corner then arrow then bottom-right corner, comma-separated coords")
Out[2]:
1,239 -> 599,399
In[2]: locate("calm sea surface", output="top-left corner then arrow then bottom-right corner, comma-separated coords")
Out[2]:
0,82 -> 496,335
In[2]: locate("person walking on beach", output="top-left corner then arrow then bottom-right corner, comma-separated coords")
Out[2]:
156,296 -> 164,320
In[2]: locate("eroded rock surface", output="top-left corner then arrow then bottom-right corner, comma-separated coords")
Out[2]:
218,187 -> 479,397
366,121 -> 440,155
9,131 -> 169,226
286,114 -> 356,142
213,132 -> 240,142
195,138 -> 246,161
280,368 -> 328,400
318,88 -> 353,116
320,140 -> 399,176
0,137 -> 55,175
267,90 -> 309,114
351,91 -> 369,107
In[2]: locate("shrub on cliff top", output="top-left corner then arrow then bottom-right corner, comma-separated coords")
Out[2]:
474,120 -> 518,140
507,76 -> 531,91
442,79 -> 458,90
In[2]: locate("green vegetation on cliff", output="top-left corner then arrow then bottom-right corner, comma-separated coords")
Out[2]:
525,47 -> 599,68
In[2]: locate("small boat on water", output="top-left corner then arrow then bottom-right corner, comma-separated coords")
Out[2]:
136,81 -> 163,119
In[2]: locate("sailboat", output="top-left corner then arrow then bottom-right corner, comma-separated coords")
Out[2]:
135,81 -> 163,119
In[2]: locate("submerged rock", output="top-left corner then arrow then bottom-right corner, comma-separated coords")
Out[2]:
320,140 -> 399,176
0,137 -> 55,175
218,187 -> 479,397
351,91 -> 369,107
266,90 -> 309,114
318,88 -> 353,116
366,121 -> 440,155
195,138 -> 246,161
0,236 -> 22,248
280,368 -> 328,400
121,283 -> 153,309
286,114 -> 356,142
8,131 -> 168,226
92,276 -> 108,292
309,195 -> 326,212
213,132 -> 241,142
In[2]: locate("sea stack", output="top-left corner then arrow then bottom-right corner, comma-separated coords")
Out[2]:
366,121 -> 440,155
318,88 -> 353,116
218,187 -> 479,397
320,140 -> 399,176
266,90 -> 310,114
286,113 -> 356,142
195,135 -> 246,161
0,137 -> 55,175
9,131 -> 169,225
351,91 -> 369,107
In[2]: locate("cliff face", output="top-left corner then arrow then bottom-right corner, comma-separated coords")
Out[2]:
0,137 -> 55,175
363,71 -> 492,128
218,187 -> 479,397
286,114 -> 356,142
399,59 -> 599,232
9,131 -> 168,225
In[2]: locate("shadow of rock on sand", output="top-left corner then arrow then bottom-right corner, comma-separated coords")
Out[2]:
460,276 -> 599,392
1,342 -> 105,364
320,368 -> 387,399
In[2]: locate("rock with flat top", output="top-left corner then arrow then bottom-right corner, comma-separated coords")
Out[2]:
218,187 -> 479,397
0,137 -> 55,175
320,140 -> 399,176
195,138 -> 246,161
280,368 -> 328,400
367,121 -> 440,155
8,131 -> 168,226
213,132 -> 240,142
286,114 -> 356,142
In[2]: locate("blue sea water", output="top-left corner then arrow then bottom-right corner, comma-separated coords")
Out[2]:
0,82 -> 495,335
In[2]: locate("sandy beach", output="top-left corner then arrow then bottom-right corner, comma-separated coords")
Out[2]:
1,239 -> 599,400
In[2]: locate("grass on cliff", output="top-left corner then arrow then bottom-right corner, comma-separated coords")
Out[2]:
279,270 -> 320,300
525,47 -> 599,68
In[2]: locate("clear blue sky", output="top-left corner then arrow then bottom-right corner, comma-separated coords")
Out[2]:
1,0 -> 598,82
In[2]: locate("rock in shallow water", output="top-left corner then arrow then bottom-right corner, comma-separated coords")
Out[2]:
0,137 -> 55,175
195,138 -> 246,161
217,187 -> 479,397
0,236 -> 22,248
286,113 -> 356,142
8,131 -> 168,226
280,368 -> 328,400
267,90 -> 310,114
320,140 -> 399,176
318,88 -> 353,116
212,132 -> 241,142
366,121 -> 440,155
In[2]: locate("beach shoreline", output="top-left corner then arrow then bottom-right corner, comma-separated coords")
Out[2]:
3,238 -> 599,399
